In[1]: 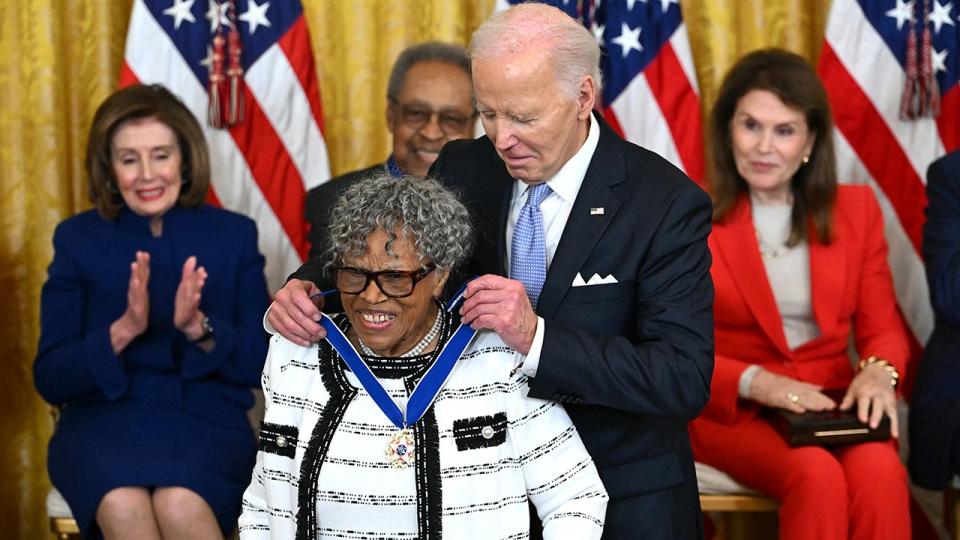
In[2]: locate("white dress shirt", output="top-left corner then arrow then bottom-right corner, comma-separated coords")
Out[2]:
508,114 -> 601,376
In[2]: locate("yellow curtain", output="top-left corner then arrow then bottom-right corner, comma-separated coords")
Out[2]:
0,1 -> 827,536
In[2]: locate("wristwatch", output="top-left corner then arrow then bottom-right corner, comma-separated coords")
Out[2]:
190,315 -> 214,344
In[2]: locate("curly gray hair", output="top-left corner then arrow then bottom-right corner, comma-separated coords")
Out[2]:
325,173 -> 474,271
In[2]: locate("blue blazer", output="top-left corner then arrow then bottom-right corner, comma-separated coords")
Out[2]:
35,205 -> 269,426
431,114 -> 714,539
909,150 -> 960,489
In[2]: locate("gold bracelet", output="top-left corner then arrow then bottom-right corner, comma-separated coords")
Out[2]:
858,355 -> 900,388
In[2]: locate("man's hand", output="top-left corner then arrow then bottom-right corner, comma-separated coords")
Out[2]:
459,274 -> 537,355
268,279 -> 326,346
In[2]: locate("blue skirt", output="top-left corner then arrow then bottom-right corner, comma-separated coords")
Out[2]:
48,403 -> 256,538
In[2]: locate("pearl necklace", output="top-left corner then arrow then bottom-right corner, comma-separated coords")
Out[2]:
755,229 -> 789,259
358,309 -> 443,358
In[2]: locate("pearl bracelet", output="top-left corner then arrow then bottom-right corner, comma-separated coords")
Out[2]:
858,355 -> 900,388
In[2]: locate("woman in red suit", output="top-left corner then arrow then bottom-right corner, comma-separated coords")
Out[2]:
689,49 -> 910,540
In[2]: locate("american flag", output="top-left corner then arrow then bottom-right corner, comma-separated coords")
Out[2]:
499,0 -> 704,183
818,0 -> 960,367
120,0 -> 331,293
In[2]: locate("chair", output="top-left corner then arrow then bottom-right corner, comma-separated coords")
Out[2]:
47,488 -> 79,540
696,462 -> 779,512
696,462 -> 778,539
947,475 -> 960,540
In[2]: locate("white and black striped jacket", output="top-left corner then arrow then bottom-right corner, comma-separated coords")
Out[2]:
239,316 -> 608,539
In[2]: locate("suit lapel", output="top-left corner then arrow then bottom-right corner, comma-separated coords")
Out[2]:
536,117 -> 624,319
808,226 -> 844,339
713,199 -> 791,356
473,150 -> 514,276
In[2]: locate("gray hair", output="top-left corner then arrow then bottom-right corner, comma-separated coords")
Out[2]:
325,173 -> 474,272
386,41 -> 472,102
469,2 -> 603,99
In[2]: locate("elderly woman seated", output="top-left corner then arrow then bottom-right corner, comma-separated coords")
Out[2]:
239,174 -> 607,539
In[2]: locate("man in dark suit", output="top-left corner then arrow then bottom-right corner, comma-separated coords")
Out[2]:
909,149 -> 960,491
270,4 -> 713,538
303,41 -> 476,260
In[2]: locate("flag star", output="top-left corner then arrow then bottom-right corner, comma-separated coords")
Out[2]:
199,45 -> 214,69
205,0 -> 230,32
163,0 -> 196,30
626,0 -> 646,11
927,0 -> 955,33
886,0 -> 914,31
659,0 -> 678,12
592,22 -> 605,46
239,0 -> 272,35
932,47 -> 948,73
611,22 -> 642,58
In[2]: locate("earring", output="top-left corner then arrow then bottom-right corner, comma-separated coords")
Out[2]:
802,155 -> 810,164
106,180 -> 119,194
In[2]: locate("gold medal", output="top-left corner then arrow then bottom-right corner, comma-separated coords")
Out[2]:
385,428 -> 416,469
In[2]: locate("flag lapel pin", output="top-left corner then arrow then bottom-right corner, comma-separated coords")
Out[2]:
590,207 -> 604,215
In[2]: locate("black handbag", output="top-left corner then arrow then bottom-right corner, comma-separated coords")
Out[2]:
766,405 -> 891,447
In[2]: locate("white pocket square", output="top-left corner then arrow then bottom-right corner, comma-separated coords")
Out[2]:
572,272 -> 618,287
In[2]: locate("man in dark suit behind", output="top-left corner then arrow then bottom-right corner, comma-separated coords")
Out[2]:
303,41 -> 476,260
270,4 -> 713,538
909,149 -> 960,491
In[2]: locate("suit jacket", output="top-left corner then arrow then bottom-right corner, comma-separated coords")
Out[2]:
909,150 -> 960,489
430,114 -> 714,539
694,185 -> 908,428
304,162 -> 387,260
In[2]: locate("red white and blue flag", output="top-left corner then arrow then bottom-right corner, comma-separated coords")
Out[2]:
818,0 -> 960,360
120,0 -> 331,293
499,0 -> 704,183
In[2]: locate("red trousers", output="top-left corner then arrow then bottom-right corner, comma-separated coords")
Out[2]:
690,413 -> 910,540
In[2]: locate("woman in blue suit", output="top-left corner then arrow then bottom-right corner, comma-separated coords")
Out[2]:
34,84 -> 269,539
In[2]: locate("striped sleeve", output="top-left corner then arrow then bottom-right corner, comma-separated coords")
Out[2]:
509,381 -> 608,539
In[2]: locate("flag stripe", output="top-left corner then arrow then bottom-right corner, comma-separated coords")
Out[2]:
608,73 -> 684,174
825,0 -> 945,180
227,84 -> 309,261
245,44 -> 329,192
668,24 -> 699,94
278,16 -> 326,135
820,43 -> 927,256
937,87 -> 960,151
121,0 -> 326,292
642,41 -> 704,181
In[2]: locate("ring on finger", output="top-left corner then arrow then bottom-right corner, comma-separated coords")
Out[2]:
786,392 -> 800,404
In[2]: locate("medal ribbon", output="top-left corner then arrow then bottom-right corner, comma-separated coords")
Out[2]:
320,284 -> 476,430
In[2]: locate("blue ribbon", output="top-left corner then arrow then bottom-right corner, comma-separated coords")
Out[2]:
320,306 -> 477,429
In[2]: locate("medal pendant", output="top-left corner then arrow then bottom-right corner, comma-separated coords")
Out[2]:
385,428 -> 416,469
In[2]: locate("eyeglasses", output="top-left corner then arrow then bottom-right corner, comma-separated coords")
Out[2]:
391,99 -> 476,135
332,265 -> 436,298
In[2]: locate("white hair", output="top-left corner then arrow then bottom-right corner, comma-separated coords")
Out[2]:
469,2 -> 603,99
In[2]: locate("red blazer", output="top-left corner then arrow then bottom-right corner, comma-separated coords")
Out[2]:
701,184 -> 909,425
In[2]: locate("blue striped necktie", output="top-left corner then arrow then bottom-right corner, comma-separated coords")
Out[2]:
510,182 -> 552,308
